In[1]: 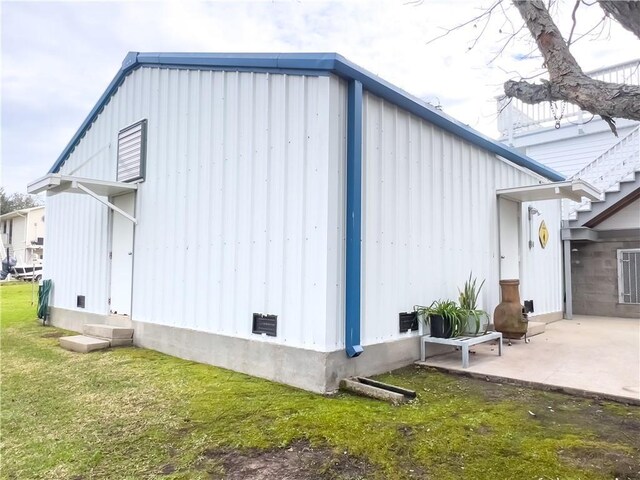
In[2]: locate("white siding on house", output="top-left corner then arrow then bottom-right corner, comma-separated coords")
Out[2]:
521,125 -> 637,177
47,67 -> 345,352
360,92 -> 562,346
595,198 -> 640,230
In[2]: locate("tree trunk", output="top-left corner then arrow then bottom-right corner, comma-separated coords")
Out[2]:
505,0 -> 640,134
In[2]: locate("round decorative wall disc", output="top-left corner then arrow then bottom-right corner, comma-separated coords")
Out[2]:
539,220 -> 549,248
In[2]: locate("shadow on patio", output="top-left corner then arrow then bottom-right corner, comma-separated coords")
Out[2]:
416,315 -> 640,404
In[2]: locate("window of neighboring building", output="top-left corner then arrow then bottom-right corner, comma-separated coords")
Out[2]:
618,249 -> 640,304
117,119 -> 147,182
2,221 -> 5,234
8,220 -> 12,245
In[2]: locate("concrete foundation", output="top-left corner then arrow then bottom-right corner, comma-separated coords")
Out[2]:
49,307 -> 108,332
49,307 -> 423,393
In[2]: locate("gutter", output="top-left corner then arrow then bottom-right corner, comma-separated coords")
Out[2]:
345,79 -> 363,358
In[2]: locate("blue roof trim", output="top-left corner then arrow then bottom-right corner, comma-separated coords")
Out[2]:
49,52 -> 564,182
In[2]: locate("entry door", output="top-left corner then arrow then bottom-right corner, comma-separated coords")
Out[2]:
110,193 -> 135,315
499,198 -> 520,280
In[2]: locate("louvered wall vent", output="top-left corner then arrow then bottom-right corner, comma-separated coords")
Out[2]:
117,119 -> 147,182
76,295 -> 86,309
252,313 -> 277,337
399,312 -> 418,333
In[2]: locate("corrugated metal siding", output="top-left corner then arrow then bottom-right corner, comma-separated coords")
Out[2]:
133,69 -> 339,350
48,66 -> 344,351
360,92 -> 563,346
325,76 -> 348,349
133,70 -> 329,349
524,126 -> 637,177
51,68 -> 344,350
44,192 -> 110,312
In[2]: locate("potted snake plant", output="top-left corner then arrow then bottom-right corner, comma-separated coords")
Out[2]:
458,272 -> 489,336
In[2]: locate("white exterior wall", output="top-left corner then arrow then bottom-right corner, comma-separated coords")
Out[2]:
511,121 -> 638,177
595,198 -> 640,230
45,194 -> 109,312
360,93 -> 563,346
46,67 -> 347,352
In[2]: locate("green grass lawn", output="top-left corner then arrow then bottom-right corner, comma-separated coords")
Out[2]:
1,282 -> 639,479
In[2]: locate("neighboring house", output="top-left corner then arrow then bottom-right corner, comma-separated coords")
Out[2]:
497,59 -> 640,320
29,52 -> 597,392
0,206 -> 45,278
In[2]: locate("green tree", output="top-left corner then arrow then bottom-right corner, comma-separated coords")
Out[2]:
0,188 -> 43,215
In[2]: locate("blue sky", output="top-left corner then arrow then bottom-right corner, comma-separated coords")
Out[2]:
2,0 -> 637,195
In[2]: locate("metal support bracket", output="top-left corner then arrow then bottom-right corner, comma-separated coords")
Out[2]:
74,182 -> 137,224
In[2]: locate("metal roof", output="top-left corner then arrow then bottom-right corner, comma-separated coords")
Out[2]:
48,52 -> 565,182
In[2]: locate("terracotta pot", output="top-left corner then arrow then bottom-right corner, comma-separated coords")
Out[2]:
493,279 -> 528,339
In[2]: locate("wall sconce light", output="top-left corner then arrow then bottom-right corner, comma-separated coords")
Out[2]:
528,206 -> 541,249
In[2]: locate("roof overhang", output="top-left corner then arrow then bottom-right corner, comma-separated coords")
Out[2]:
496,179 -> 600,203
28,174 -> 138,197
27,174 -> 138,224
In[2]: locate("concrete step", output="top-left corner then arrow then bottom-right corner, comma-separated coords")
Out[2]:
527,321 -> 546,337
84,323 -> 133,340
107,314 -> 133,328
60,335 -> 110,353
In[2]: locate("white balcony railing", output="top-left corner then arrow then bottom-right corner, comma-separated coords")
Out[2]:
498,59 -> 640,137
565,125 -> 640,219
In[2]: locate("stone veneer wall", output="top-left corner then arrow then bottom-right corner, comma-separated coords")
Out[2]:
571,240 -> 640,318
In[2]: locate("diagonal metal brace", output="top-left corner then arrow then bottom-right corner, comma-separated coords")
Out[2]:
74,182 -> 137,224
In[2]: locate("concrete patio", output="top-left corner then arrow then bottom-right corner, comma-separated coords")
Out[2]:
416,315 -> 640,404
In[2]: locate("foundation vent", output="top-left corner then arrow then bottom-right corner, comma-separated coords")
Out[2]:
524,300 -> 534,313
399,312 -> 418,333
252,313 -> 277,337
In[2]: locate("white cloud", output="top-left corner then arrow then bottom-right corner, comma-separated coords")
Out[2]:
1,0 -> 637,194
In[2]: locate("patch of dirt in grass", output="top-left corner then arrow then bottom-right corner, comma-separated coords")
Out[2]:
559,447 -> 640,479
159,463 -> 176,475
452,373 -> 640,447
41,331 -> 64,338
397,425 -> 414,438
199,440 -> 372,479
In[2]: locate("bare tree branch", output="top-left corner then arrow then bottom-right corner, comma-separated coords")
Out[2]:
598,1 -> 640,38
505,0 -> 640,135
567,0 -> 581,45
570,14 -> 608,45
426,0 -> 503,45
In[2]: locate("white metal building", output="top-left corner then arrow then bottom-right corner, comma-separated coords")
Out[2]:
29,53 -> 599,392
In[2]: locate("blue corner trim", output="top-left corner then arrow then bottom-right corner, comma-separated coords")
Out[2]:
345,79 -> 363,358
49,51 -> 565,182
